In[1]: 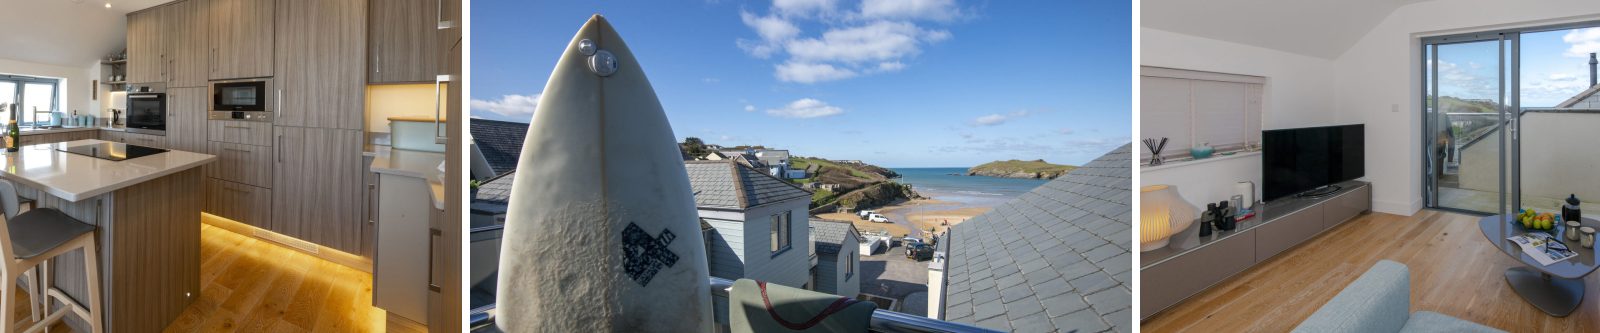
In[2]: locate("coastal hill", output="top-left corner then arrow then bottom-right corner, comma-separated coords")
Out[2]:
790,157 -> 914,212
967,159 -> 1076,179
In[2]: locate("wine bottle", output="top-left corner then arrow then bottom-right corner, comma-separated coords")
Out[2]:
7,115 -> 18,152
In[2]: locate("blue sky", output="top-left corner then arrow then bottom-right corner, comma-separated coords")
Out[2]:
470,0 -> 1131,168
1433,27 -> 1600,107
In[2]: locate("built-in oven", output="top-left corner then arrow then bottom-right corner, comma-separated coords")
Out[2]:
125,83 -> 167,135
208,77 -> 274,122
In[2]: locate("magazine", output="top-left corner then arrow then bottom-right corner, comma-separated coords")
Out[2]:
1507,232 -> 1579,266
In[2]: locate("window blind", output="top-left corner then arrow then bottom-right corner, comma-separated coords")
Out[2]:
1140,66 -> 1264,162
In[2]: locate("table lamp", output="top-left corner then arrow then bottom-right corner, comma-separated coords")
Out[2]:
1142,185 -> 1197,252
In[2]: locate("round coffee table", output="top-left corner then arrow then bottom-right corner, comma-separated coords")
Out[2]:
1478,215 -> 1599,317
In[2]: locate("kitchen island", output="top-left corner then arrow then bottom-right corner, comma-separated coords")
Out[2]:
0,139 -> 215,332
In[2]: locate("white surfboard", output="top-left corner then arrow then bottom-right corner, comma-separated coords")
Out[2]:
497,14 -> 713,332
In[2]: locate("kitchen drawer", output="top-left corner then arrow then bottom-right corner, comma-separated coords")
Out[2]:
100,130 -> 126,143
205,178 -> 273,230
208,142 -> 273,188
207,120 -> 273,146
124,132 -> 167,149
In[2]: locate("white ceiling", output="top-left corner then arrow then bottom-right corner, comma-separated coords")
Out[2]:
1143,0 -> 1436,59
0,0 -> 170,68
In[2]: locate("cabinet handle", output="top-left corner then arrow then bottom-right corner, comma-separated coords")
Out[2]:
223,125 -> 250,130
222,147 -> 248,153
276,135 -> 283,163
428,227 -> 442,292
211,48 -> 216,72
433,75 -> 449,144
436,0 -> 451,29
276,89 -> 282,113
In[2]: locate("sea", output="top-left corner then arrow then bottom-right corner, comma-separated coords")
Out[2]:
890,167 -> 1051,207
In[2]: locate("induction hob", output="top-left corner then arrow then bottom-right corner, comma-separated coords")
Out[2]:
57,142 -> 168,161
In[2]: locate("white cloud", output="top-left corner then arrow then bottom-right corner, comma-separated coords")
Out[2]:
859,0 -> 962,21
775,62 -> 859,83
1057,128 -> 1074,135
702,77 -> 720,84
744,105 -> 756,112
471,94 -> 541,117
738,1 -> 960,83
773,0 -> 837,16
1563,27 -> 1600,58
785,21 -> 947,64
740,12 -> 800,42
766,98 -> 844,118
971,110 -> 1030,126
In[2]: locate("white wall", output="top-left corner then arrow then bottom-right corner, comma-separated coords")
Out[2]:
1332,0 -> 1600,215
1141,153 -> 1261,211
0,58 -> 104,118
1142,28 -> 1350,130
1141,28 -> 1339,210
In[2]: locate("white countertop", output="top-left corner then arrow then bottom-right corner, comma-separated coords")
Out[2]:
0,140 -> 216,202
368,145 -> 446,210
15,126 -> 125,136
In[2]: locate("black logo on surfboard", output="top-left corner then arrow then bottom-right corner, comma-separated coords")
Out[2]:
622,222 -> 678,286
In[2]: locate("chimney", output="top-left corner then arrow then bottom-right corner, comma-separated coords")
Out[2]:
1591,52 -> 1598,87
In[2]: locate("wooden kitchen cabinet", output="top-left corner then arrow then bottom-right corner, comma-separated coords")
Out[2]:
207,178 -> 273,229
100,130 -> 126,143
208,141 -> 273,188
208,0 -> 275,80
124,132 -> 168,149
275,0 -> 365,130
206,120 -> 273,146
272,126 -> 364,253
163,0 -> 209,87
126,8 -> 164,84
167,87 -> 208,152
368,0 -> 439,83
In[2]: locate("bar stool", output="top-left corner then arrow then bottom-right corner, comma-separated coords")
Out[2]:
0,181 -> 102,333
0,181 -> 40,325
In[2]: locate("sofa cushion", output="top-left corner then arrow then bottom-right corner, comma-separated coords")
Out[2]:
1399,311 -> 1505,333
1292,260 -> 1411,333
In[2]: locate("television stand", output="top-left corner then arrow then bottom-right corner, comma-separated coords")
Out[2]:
1297,185 -> 1343,198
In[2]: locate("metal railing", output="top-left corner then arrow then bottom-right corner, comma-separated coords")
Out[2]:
468,277 -> 1001,333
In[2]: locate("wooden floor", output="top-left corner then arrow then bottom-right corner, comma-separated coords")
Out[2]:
1142,210 -> 1600,332
13,224 -> 384,332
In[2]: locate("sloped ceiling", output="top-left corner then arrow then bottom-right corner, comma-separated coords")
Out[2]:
1143,0 -> 1436,59
0,0 -> 169,68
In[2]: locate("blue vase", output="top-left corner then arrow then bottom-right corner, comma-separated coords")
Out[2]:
1191,145 -> 1214,159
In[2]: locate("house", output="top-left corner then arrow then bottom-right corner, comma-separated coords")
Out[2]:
934,144 -> 1131,332
809,219 -> 862,298
470,119 -> 532,179
686,160 -> 814,289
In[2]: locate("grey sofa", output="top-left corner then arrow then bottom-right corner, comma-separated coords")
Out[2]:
1292,260 -> 1504,333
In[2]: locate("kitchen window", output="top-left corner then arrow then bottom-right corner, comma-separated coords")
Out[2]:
770,211 -> 791,254
0,75 -> 62,127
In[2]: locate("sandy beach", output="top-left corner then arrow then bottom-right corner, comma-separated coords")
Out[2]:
815,197 -> 993,238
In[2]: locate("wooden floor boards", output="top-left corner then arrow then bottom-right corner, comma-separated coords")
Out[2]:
1142,210 -> 1600,332
13,224 -> 383,332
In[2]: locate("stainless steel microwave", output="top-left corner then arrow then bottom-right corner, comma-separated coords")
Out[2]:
208,78 -> 274,122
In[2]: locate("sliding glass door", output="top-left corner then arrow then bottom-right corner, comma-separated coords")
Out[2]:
1425,23 -> 1600,216
1424,34 -> 1517,216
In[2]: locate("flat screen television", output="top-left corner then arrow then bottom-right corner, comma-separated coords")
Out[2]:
1262,124 -> 1365,202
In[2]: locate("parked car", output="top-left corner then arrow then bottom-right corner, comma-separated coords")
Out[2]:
906,242 -> 934,261
901,237 -> 923,246
858,210 -> 876,220
868,213 -> 889,223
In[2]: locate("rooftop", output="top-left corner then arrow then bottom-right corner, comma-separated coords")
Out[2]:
810,219 -> 857,255
684,160 -> 811,210
470,119 -> 530,177
940,143 -> 1133,332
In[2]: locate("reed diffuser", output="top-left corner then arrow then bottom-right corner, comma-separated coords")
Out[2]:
1143,137 -> 1169,165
